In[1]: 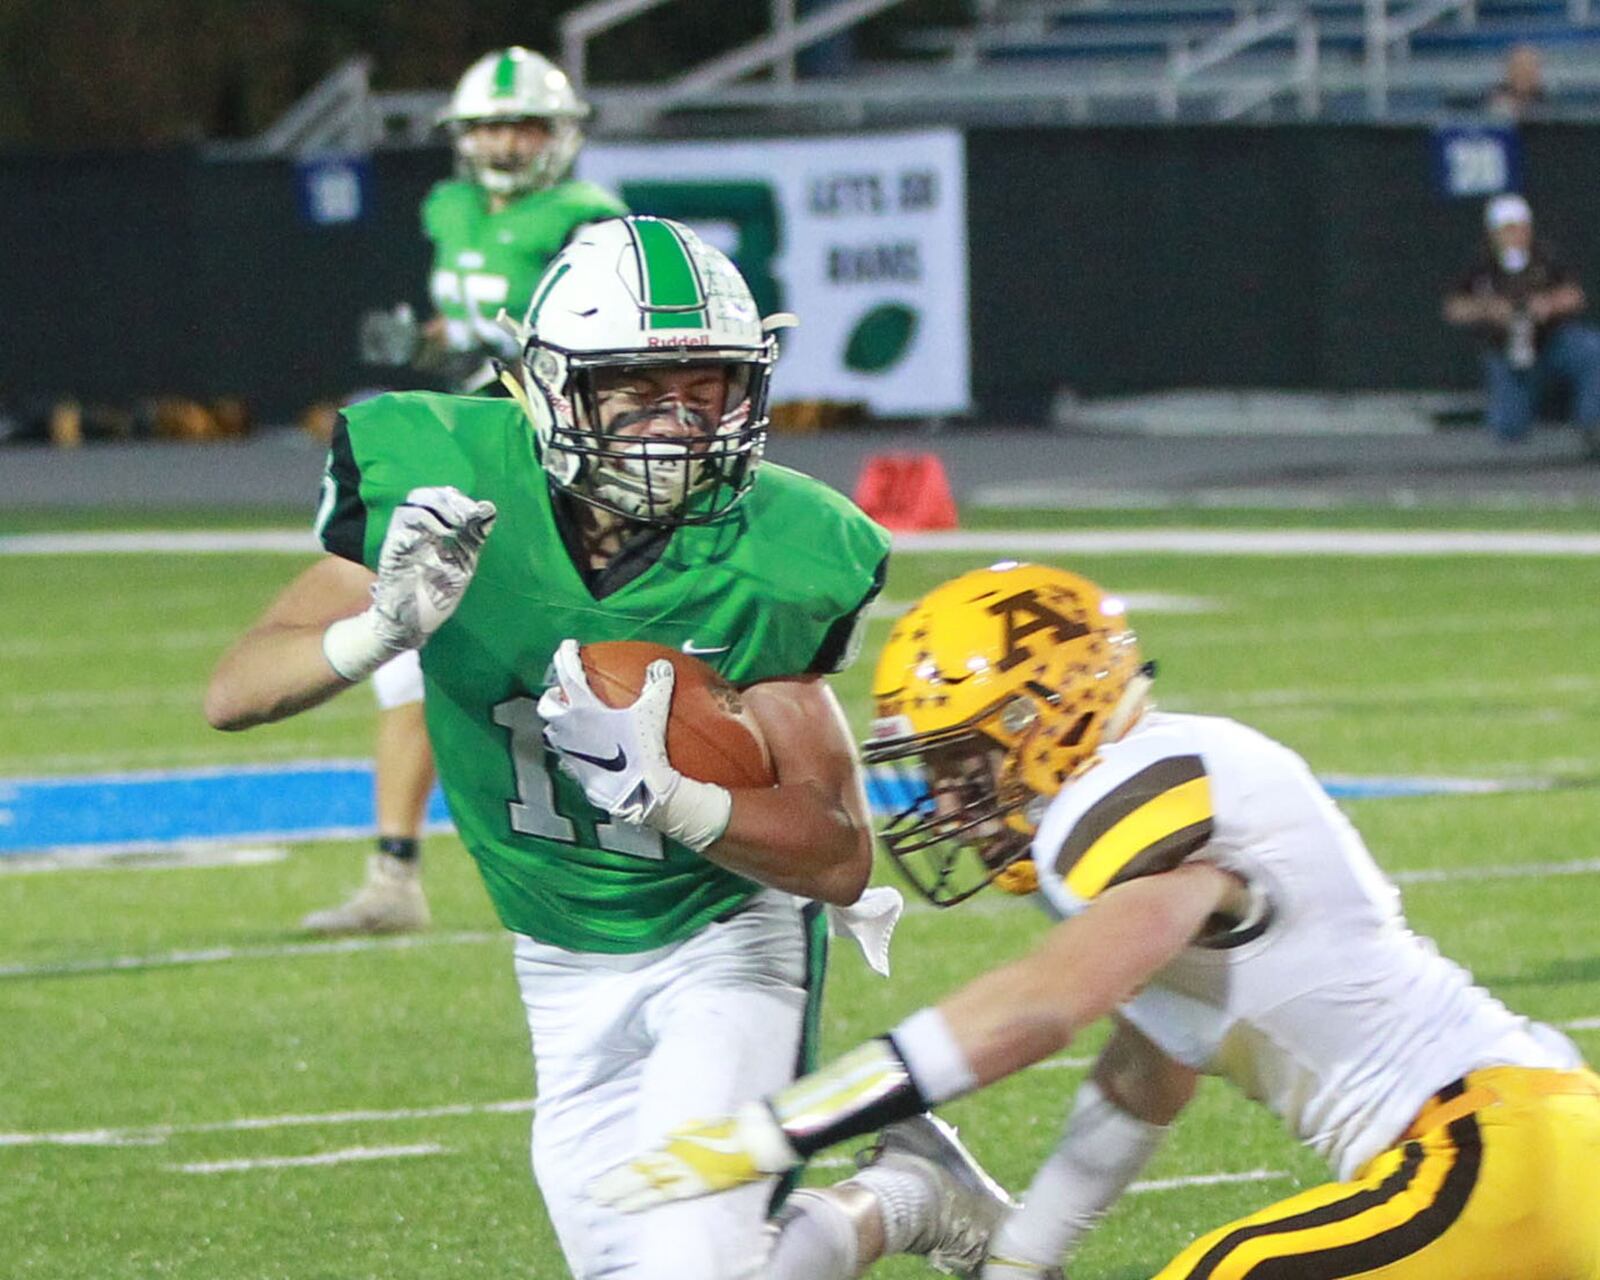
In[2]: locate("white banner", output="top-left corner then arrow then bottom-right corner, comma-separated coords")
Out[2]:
578,129 -> 969,416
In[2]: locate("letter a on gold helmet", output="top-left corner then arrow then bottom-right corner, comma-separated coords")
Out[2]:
864,562 -> 1151,906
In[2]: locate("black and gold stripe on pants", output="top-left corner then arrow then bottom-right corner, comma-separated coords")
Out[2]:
1158,1081 -> 1483,1280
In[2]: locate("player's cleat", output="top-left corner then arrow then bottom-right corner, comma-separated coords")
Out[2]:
857,1114 -> 1016,1278
300,853 -> 431,936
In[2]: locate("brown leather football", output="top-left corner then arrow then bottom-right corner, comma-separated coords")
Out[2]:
580,640 -> 776,789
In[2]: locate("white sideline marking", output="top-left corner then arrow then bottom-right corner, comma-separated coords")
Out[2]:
1129,1168 -> 1290,1194
0,930 -> 502,980
7,852 -> 1600,980
891,530 -> 1600,556
8,1015 -> 1598,1152
0,845 -> 289,876
0,1100 -> 534,1149
813,1153 -> 1292,1194
0,531 -> 319,555
871,592 -> 1218,620
8,528 -> 1600,558
1393,858 -> 1600,885
170,1143 -> 447,1174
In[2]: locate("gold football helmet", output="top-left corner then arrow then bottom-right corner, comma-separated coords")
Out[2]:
864,562 -> 1150,906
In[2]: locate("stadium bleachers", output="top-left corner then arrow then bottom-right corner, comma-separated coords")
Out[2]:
887,0 -> 1600,122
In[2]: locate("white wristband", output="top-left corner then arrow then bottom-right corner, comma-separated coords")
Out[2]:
890,1006 -> 979,1105
322,611 -> 401,683
652,775 -> 733,852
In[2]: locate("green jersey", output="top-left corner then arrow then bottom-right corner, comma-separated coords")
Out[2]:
318,392 -> 890,953
422,178 -> 627,360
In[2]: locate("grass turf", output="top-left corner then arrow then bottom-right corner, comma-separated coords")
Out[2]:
2,512 -> 1598,1278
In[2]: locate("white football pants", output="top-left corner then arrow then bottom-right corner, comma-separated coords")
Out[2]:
516,888 -> 821,1280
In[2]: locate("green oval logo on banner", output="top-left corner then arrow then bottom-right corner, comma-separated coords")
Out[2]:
844,303 -> 918,373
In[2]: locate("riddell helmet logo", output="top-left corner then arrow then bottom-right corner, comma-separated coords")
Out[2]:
646,334 -> 711,348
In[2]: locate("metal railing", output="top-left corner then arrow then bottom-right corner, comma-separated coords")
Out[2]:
252,57 -> 376,155
1158,5 -> 1316,118
562,0 -> 917,122
239,0 -> 1600,149
1363,0 -> 1477,116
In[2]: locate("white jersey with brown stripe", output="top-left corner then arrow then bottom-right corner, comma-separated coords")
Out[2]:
1032,711 -> 1581,1179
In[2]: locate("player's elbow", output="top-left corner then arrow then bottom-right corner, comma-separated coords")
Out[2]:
821,851 -> 873,906
203,680 -> 251,731
203,665 -> 268,732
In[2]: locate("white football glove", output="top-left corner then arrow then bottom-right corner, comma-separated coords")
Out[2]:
322,485 -> 497,682
536,639 -> 732,852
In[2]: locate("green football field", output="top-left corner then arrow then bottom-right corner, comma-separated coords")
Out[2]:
3,507 -> 1599,1279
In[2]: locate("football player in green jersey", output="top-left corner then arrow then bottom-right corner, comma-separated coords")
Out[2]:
207,217 -> 1009,1280
322,46 -> 629,939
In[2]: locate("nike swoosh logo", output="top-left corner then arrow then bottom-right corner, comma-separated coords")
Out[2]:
563,746 -> 628,772
682,640 -> 731,656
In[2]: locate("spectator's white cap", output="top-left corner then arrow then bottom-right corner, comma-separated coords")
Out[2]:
1485,193 -> 1533,230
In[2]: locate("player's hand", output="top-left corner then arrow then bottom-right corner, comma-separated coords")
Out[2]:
537,641 -> 732,851
538,640 -> 677,821
587,1101 -> 800,1212
322,486 -> 497,681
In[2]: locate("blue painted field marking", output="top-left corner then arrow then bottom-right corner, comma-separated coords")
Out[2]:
0,761 -> 1553,858
0,762 -> 450,856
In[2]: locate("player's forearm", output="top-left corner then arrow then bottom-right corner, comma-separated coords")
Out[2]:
703,779 -> 872,904
205,623 -> 353,730
941,866 -> 1234,1085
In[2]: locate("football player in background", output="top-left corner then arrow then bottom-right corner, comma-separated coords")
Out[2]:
593,563 -> 1600,1280
207,218 -> 1009,1280
314,46 -> 628,936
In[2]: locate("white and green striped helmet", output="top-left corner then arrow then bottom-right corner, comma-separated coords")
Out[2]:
441,47 -> 589,196
518,216 -> 795,525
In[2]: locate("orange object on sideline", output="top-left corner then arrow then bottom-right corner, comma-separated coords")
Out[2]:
853,452 -> 959,531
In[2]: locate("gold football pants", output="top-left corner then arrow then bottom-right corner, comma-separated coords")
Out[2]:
1154,1066 -> 1600,1280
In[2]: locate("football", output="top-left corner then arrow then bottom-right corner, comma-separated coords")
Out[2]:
580,640 -> 776,789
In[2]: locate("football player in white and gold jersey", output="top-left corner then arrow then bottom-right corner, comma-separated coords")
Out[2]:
590,562 -> 1600,1280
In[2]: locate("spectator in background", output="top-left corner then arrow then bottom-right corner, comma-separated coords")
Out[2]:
1488,43 -> 1548,120
1443,193 -> 1600,457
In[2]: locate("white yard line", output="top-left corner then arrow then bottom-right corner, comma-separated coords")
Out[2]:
0,627 -> 239,660
0,1100 -> 532,1149
5,852 -> 1599,979
892,530 -> 1600,556
1393,858 -> 1600,884
0,930 -> 502,980
0,531 -> 319,555
813,1152 -> 1292,1194
0,735 -> 372,776
871,592 -> 1219,620
8,1014 -> 1597,1152
0,845 -> 289,876
170,1143 -> 447,1174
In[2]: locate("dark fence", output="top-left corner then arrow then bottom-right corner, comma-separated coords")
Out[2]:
2,126 -> 1599,423
968,124 -> 1600,417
